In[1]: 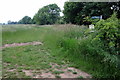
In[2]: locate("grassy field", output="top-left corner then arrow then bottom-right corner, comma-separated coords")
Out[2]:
2,24 -> 120,78
0,25 -> 2,78
2,24 -> 90,78
2,24 -> 64,78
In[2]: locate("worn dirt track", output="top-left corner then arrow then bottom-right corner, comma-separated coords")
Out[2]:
1,41 -> 43,49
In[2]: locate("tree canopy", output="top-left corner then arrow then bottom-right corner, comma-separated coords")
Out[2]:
18,16 -> 32,24
7,20 -> 18,24
33,4 -> 61,25
63,2 -> 120,25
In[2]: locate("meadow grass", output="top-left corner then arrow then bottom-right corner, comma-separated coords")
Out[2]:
0,25 -> 2,78
2,24 -> 64,78
2,24 -> 120,78
2,25 -> 51,45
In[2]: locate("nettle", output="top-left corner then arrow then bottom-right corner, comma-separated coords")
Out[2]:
94,13 -> 120,55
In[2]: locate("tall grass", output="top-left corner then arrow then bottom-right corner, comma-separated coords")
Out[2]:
41,24 -> 120,78
2,25 -> 51,45
2,24 -> 120,78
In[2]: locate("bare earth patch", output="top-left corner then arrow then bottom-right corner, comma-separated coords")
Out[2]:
3,62 -> 92,78
20,63 -> 92,78
22,70 -> 33,77
1,41 -> 43,49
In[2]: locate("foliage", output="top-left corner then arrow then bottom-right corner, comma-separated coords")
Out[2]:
58,25 -> 120,78
7,20 -> 18,24
63,2 -> 84,24
94,13 -> 120,55
56,16 -> 65,24
18,16 -> 32,24
63,2 -> 120,25
83,16 -> 100,25
33,4 -> 61,25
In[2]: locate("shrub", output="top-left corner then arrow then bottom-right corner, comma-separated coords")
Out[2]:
95,12 -> 120,55
93,12 -> 120,78
83,16 -> 100,26
57,14 -> 120,77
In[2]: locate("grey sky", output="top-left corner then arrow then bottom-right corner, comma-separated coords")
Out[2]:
0,0 -> 68,23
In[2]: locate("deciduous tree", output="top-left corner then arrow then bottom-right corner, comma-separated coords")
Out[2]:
33,4 -> 61,25
18,16 -> 32,24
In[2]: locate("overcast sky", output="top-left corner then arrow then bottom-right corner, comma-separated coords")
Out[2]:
0,0 -> 68,23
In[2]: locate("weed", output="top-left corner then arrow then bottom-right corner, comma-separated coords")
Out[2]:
52,71 -> 64,74
77,76 -> 83,78
68,69 -> 72,72
72,71 -> 77,74
55,75 -> 61,78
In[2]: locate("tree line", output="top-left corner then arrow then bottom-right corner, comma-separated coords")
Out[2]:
63,2 -> 120,25
8,2 -> 120,25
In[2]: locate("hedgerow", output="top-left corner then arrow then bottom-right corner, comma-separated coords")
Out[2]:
57,13 -> 120,78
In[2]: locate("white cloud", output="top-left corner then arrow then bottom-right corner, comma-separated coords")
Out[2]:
0,0 -> 67,23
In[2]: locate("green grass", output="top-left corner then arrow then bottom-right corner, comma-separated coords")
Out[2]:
2,24 -> 91,78
0,25 -> 2,78
2,25 -> 64,78
55,75 -> 61,78
2,45 -> 64,78
2,24 -> 120,78
52,71 -> 64,74
77,76 -> 83,79
2,25 -> 51,45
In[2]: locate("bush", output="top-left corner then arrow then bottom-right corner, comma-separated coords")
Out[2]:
83,16 -> 100,26
95,12 -> 120,55
92,13 -> 120,78
57,13 -> 120,78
